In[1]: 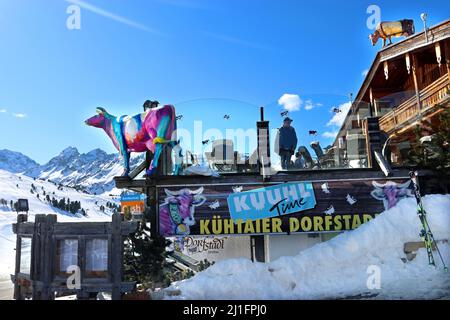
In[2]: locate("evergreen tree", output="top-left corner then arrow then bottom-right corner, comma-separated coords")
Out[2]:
408,103 -> 449,191
123,194 -> 174,290
58,198 -> 66,210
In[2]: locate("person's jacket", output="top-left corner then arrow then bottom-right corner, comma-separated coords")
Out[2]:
275,126 -> 298,154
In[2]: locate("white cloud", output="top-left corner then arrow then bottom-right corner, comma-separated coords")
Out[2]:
278,94 -> 302,112
362,69 -> 369,77
327,102 -> 351,127
0,109 -> 6,113
13,113 -> 27,118
304,100 -> 322,111
322,131 -> 338,139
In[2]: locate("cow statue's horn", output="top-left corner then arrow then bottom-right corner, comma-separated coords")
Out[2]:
190,187 -> 204,195
96,107 -> 106,114
372,180 -> 384,188
164,188 -> 180,197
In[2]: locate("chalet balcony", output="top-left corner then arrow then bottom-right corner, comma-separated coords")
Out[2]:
379,75 -> 450,135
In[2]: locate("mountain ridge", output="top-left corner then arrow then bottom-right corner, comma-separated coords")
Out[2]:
0,147 -> 145,195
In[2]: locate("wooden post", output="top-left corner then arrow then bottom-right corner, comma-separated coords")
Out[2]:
13,214 -> 27,300
111,213 -> 123,300
42,215 -> 56,300
31,215 -> 56,300
411,53 -> 422,116
76,235 -> 87,300
445,39 -> 450,81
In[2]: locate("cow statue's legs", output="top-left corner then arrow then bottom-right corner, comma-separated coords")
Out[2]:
121,152 -> 131,176
169,140 -> 182,175
146,142 -> 163,175
144,140 -> 183,176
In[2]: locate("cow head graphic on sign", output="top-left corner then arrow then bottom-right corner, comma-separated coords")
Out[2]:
370,180 -> 412,210
159,187 -> 206,237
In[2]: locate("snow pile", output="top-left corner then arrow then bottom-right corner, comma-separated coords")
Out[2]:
166,195 -> 450,300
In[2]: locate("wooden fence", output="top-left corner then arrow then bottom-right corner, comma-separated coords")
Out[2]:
12,213 -> 138,300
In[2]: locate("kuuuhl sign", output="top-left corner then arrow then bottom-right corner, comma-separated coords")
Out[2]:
157,178 -> 413,237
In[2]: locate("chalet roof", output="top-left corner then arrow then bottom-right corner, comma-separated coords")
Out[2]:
333,18 -> 450,145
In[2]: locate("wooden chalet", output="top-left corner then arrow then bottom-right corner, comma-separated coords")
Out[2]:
334,19 -> 450,166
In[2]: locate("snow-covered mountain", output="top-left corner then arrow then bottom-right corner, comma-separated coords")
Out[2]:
0,147 -> 145,195
0,149 -> 41,177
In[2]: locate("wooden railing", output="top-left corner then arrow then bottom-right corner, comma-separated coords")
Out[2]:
379,75 -> 450,133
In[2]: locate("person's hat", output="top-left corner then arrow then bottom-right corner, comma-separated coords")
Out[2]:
284,117 -> 293,122
143,100 -> 152,109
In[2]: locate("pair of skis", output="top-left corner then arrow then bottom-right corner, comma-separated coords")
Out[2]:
409,171 -> 448,271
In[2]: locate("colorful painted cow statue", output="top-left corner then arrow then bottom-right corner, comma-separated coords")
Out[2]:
159,187 -> 206,237
369,20 -> 415,47
85,104 -> 181,176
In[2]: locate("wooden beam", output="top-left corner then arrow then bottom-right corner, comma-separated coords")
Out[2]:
411,53 -> 422,116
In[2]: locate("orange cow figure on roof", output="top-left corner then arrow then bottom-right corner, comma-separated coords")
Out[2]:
369,19 -> 415,47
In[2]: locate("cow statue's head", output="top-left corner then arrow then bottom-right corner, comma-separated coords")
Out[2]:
85,107 -> 109,128
369,31 -> 380,46
371,180 -> 412,210
164,187 -> 206,228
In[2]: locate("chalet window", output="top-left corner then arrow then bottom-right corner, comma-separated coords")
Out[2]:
85,239 -> 108,278
19,237 -> 32,274
55,239 -> 78,276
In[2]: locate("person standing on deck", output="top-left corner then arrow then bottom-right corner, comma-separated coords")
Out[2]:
276,117 -> 298,170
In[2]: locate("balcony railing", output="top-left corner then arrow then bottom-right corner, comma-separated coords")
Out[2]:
379,75 -> 450,134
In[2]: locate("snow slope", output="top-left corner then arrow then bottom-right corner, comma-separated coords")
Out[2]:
0,169 -> 117,277
166,195 -> 450,300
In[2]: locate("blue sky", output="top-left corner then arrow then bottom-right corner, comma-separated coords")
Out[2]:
0,0 -> 448,163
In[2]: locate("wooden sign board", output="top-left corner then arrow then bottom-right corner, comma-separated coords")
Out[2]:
157,178 -> 412,237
